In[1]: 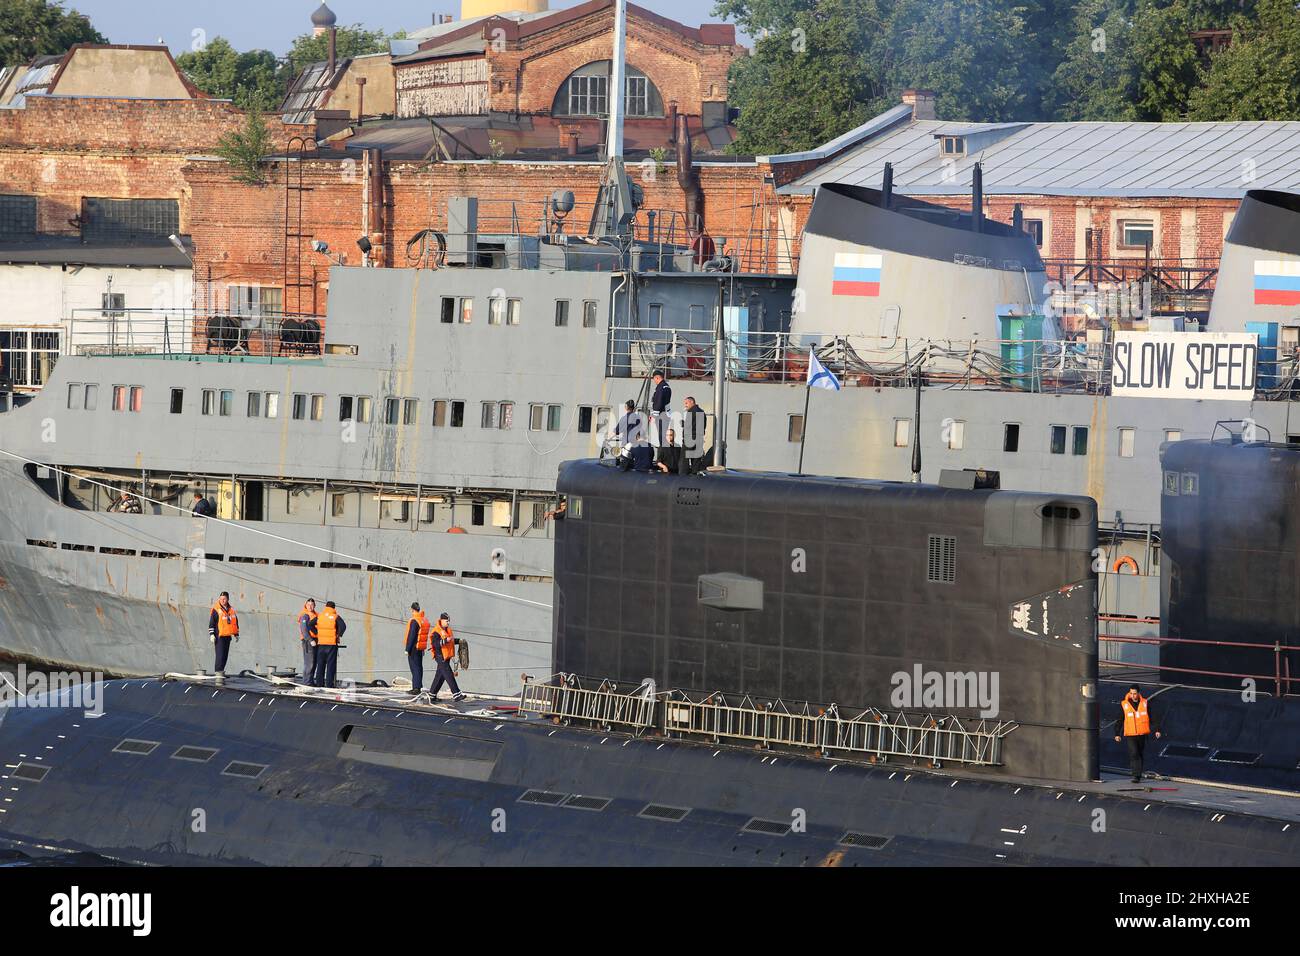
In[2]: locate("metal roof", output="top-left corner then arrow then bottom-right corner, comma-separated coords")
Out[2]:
777,114 -> 1300,199
0,237 -> 192,268
281,59 -> 350,125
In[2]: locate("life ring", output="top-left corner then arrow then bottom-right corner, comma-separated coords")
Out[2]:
1111,556 -> 1139,574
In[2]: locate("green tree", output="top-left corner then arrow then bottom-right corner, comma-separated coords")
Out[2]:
214,103 -> 273,186
286,24 -> 400,70
1188,0 -> 1300,119
1047,0 -> 1139,120
176,37 -> 281,111
1129,0 -> 1200,120
0,0 -> 104,64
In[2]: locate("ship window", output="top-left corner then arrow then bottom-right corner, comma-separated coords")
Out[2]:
384,398 -> 399,425
130,386 -> 143,412
1163,470 -> 1179,495
292,393 -> 308,420
788,414 -> 804,443
433,400 -> 447,427
647,303 -> 663,328
946,419 -> 965,450
459,297 -> 473,323
68,383 -> 83,410
84,384 -> 98,411
507,298 -> 521,325
112,385 -> 126,411
582,300 -> 598,328
381,499 -> 410,523
472,503 -> 485,526
555,300 -> 569,327
203,389 -> 216,416
440,297 -> 455,323
736,412 -> 753,441
339,396 -> 353,421
547,404 -> 562,432
927,534 -> 956,584
170,388 -> 184,414
578,405 -> 594,433
1118,427 -> 1135,458
529,404 -> 543,431
263,392 -> 279,418
893,419 -> 910,448
1072,426 -> 1089,456
403,399 -> 419,425
1164,428 -> 1182,443
481,401 -> 497,429
219,390 -> 233,417
246,392 -> 260,417
311,394 -> 324,421
1181,472 -> 1198,495
1050,425 -> 1066,454
332,493 -> 347,517
446,400 -> 462,428
488,297 -> 506,325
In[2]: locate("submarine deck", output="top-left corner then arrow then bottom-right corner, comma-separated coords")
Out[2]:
156,672 -> 1300,827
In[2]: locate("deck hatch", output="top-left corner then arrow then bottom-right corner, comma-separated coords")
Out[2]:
1161,744 -> 1210,759
1209,749 -> 1260,765
561,794 -> 611,811
742,818 -> 791,836
518,789 -> 567,806
839,831 -> 891,849
927,534 -> 956,584
113,739 -> 159,755
639,804 -> 690,822
12,763 -> 49,782
172,745 -> 219,763
221,760 -> 267,779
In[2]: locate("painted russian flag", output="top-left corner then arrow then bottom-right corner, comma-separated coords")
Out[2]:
1254,260 -> 1300,306
832,252 -> 882,297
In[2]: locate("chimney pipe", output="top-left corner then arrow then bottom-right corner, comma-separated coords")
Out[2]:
676,113 -> 703,234
328,25 -> 337,76
881,162 -> 893,209
971,162 -> 983,234
1012,203 -> 1023,233
356,76 -> 366,121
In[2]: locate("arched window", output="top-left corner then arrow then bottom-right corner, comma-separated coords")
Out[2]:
551,60 -> 663,118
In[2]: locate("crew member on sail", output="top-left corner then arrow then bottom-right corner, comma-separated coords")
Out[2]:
651,370 -> 671,445
405,602 -> 431,695
1114,684 -> 1162,783
311,601 -> 346,688
429,612 -> 466,701
208,592 -> 239,677
298,598 -> 318,683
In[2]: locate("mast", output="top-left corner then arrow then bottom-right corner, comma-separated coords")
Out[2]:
606,0 -> 628,162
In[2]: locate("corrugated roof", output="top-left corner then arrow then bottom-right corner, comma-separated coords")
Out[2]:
0,237 -> 192,268
281,58 -> 350,124
778,115 -> 1300,198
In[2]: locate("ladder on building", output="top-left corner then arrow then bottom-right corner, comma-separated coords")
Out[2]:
282,136 -> 317,317
519,675 -> 1016,769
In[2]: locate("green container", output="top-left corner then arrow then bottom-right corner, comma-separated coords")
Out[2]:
999,313 -> 1047,392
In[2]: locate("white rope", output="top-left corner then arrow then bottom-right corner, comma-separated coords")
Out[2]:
0,447 -> 551,611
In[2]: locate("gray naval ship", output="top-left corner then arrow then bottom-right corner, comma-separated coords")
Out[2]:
2,81 -> 1299,686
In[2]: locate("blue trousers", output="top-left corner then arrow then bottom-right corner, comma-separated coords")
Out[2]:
407,649 -> 424,691
312,645 -> 338,688
302,641 -> 317,682
214,636 -> 232,673
430,657 -> 460,697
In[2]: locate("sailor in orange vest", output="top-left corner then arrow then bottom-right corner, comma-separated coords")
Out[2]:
1114,684 -> 1162,783
311,601 -> 347,688
429,612 -> 466,701
405,602 -> 431,694
298,598 -> 318,683
208,592 -> 239,678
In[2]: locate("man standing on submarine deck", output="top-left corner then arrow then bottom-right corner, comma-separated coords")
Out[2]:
1115,684 -> 1161,783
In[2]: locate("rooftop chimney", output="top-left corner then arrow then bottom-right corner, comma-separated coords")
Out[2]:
900,88 -> 936,122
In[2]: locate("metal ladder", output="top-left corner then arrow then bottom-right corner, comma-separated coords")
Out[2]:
519,675 -> 1016,768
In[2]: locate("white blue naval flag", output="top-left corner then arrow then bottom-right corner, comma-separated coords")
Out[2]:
807,350 -> 842,391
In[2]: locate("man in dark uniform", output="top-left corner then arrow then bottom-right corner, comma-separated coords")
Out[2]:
680,396 -> 708,475
312,601 -> 346,688
651,370 -> 671,444
429,612 -> 466,701
298,598 -> 318,682
405,602 -> 430,694
614,400 -> 643,446
656,427 -> 682,474
1114,684 -> 1161,782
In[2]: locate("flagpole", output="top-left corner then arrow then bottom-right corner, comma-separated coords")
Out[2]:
797,381 -> 811,475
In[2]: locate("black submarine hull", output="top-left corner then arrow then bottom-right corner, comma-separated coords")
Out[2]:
0,677 -> 1296,867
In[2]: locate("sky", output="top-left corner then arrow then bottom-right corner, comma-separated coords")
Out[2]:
64,0 -> 732,56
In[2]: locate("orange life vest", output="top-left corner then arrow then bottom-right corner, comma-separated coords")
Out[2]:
1121,695 -> 1151,736
317,607 -> 340,646
433,620 -> 455,660
299,604 -> 318,641
409,609 -> 431,651
212,602 -> 239,637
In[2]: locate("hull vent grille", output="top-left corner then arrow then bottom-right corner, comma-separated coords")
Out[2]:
1161,744 -> 1210,759
839,832 -> 891,849
561,794 -> 611,811
172,746 -> 219,763
113,739 -> 159,755
518,789 -> 566,806
639,804 -> 690,822
221,761 -> 267,779
12,763 -> 49,782
742,818 -> 791,836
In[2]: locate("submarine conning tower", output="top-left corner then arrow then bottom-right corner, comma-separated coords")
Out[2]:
1208,189 -> 1300,336
791,180 -> 1051,343
551,460 -> 1100,782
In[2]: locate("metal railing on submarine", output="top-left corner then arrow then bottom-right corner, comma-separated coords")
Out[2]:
519,674 -> 1017,768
